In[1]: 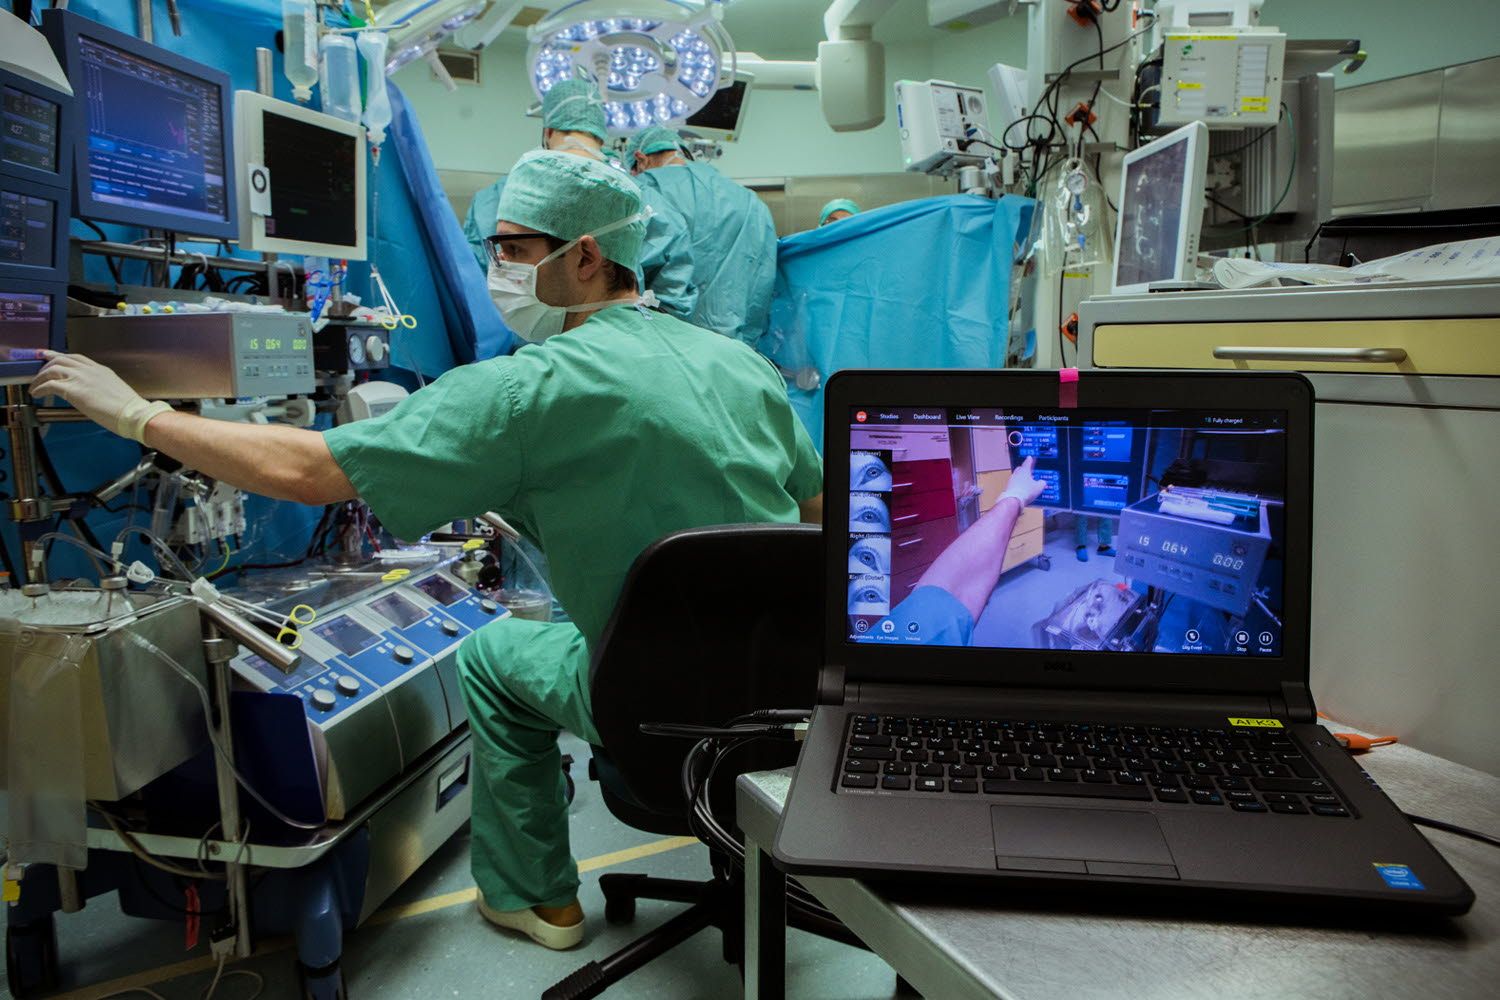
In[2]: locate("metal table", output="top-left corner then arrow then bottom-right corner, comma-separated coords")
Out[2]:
738,731 -> 1500,999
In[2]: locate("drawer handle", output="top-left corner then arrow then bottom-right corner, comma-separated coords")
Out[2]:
893,514 -> 921,523
897,538 -> 924,547
891,482 -> 915,489
1211,346 -> 1408,364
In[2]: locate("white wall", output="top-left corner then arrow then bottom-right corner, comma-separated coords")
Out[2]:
394,38 -> 541,176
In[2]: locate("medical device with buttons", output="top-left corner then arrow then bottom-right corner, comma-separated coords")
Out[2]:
894,79 -> 991,175
228,557 -> 506,820
66,311 -> 317,398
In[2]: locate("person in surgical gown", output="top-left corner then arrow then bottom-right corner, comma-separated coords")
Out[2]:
461,78 -> 612,270
623,124 -> 778,347
32,150 -> 822,953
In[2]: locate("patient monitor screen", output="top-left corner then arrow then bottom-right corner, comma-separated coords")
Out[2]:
1116,138 -> 1188,288
845,406 -> 1287,657
261,109 -> 358,249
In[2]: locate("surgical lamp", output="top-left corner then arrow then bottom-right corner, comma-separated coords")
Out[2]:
527,0 -> 738,134
377,0 -> 488,74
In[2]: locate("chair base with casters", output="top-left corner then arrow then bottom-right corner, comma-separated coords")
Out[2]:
539,525 -> 868,999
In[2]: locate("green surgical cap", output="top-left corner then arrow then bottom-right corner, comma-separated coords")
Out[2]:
497,150 -> 647,269
541,78 -> 607,142
819,198 -> 862,226
624,124 -> 685,165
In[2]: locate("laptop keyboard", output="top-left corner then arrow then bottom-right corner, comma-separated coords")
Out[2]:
838,715 -> 1350,816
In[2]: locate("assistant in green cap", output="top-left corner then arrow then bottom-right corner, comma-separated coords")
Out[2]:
541,78 -> 608,142
819,198 -> 861,226
497,149 -> 647,269
623,124 -> 687,174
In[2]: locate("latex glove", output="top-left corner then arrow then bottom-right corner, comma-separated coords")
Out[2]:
999,456 -> 1046,508
28,352 -> 172,443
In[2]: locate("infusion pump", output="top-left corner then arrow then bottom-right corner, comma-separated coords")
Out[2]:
895,79 -> 992,175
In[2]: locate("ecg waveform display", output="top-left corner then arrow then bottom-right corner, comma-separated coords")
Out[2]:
262,110 -> 358,249
77,35 -> 227,226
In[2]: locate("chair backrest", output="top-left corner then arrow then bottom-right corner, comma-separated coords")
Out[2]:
589,523 -> 823,819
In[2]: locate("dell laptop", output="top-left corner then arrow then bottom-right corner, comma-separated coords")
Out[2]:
773,369 -> 1473,914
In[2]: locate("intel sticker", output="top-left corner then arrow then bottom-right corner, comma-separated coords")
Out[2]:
1373,863 -> 1426,891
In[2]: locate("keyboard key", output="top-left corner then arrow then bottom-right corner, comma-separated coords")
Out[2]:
1312,805 -> 1350,817
982,780 -> 1151,801
1093,757 -> 1123,771
915,778 -> 944,792
1012,766 -> 1046,781
1158,761 -> 1189,774
994,753 -> 1025,767
1307,793 -> 1339,805
1232,801 -> 1268,813
981,765 -> 1011,780
1270,801 -> 1308,815
881,776 -> 911,791
1190,790 -> 1224,806
1060,755 -> 1090,770
917,763 -> 945,777
1257,764 -> 1292,778
901,750 -> 930,763
1029,754 -> 1058,768
1252,778 -> 1330,794
1225,790 -> 1258,803
926,738 -> 955,750
964,751 -> 991,765
1115,772 -> 1146,786
841,773 -> 877,788
949,779 -> 978,794
1224,762 -> 1256,778
1184,776 -> 1216,791
884,762 -> 911,775
1046,768 -> 1078,782
1282,758 -> 1319,779
1148,772 -> 1180,788
949,764 -> 978,778
1080,769 -> 1113,783
1154,787 -> 1189,804
932,750 -> 961,764
843,759 -> 878,773
1261,792 -> 1297,803
851,734 -> 892,747
1189,761 -> 1223,776
847,746 -> 895,761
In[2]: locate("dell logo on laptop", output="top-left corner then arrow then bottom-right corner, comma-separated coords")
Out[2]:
1043,660 -> 1075,673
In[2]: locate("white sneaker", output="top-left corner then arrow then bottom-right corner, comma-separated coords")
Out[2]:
476,897 -> 586,950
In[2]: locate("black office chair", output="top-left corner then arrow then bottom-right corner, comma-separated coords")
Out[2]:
544,524 -> 861,1000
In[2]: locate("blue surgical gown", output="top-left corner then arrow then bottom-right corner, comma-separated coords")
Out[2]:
634,162 -> 777,347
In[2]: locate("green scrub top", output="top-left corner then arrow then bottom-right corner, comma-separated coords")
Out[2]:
462,177 -> 505,271
323,303 -> 822,647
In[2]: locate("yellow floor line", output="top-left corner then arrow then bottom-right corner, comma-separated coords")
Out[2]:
49,835 -> 701,1000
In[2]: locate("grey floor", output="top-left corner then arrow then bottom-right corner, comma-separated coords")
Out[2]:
3,734 -> 902,1000
972,515 -> 1120,647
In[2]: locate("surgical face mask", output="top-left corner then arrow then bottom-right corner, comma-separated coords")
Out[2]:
487,210 -> 653,343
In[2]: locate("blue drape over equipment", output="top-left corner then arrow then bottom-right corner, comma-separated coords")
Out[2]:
759,194 -> 1034,449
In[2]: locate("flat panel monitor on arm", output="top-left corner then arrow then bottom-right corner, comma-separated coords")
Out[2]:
233,91 -> 367,260
1112,121 -> 1208,294
41,8 -> 237,240
681,75 -> 752,143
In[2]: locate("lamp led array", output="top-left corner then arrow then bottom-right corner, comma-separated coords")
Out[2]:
528,1 -> 735,135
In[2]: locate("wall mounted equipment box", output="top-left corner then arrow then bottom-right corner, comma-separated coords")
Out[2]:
1159,28 -> 1286,127
894,79 -> 990,174
67,312 -> 316,398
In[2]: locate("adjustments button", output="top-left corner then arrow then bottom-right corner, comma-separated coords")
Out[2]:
336,675 -> 360,697
479,599 -> 499,614
311,689 -> 337,712
441,619 -> 460,637
393,645 -> 416,664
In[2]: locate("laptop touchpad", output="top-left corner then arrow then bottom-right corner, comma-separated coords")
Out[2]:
991,806 -> 1179,878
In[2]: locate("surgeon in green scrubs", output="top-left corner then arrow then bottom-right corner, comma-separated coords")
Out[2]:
31,151 -> 822,952
622,124 -> 778,347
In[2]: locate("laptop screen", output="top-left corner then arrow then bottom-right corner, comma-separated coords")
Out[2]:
846,405 -> 1287,657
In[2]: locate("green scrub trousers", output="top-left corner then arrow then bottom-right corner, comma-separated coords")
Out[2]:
324,304 -> 821,912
